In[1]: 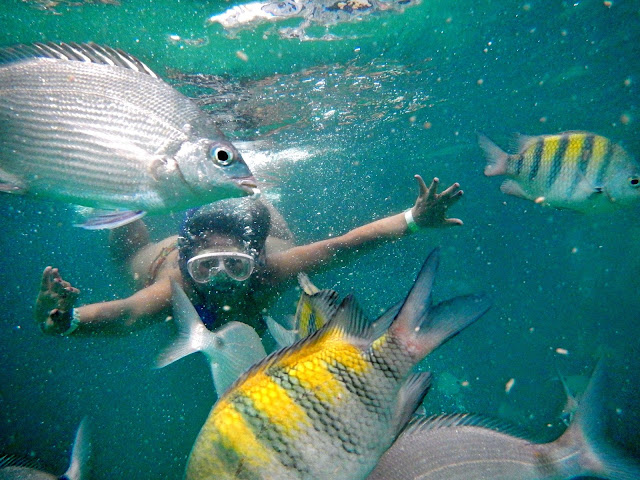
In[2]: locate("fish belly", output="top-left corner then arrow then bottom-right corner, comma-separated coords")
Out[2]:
0,58 -> 198,210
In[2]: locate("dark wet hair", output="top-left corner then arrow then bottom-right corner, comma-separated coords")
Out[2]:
178,197 -> 271,278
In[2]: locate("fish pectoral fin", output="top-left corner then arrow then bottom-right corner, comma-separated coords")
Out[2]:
499,179 -> 532,200
74,210 -> 147,229
0,168 -> 27,193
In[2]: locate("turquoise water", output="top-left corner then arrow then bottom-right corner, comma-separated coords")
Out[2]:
1,0 -> 639,478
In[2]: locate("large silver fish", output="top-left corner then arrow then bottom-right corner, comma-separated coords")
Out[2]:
0,42 -> 257,228
367,361 -> 640,480
0,418 -> 89,480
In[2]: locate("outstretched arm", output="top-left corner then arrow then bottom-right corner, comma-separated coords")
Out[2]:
267,175 -> 463,280
35,267 -> 173,336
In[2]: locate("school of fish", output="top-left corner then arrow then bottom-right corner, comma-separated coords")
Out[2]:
2,36 -> 640,480
178,248 -> 491,480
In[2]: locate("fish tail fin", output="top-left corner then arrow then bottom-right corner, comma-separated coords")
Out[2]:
389,248 -> 491,361
557,360 -> 640,480
155,280 -> 209,369
478,133 -> 509,176
155,281 -> 266,396
61,417 -> 91,480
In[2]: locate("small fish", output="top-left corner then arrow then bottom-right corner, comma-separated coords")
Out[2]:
182,248 -> 491,480
206,0 -> 418,33
155,281 -> 267,396
0,418 -> 90,480
265,273 -> 340,348
0,42 -> 257,229
367,360 -> 640,480
478,131 -> 640,212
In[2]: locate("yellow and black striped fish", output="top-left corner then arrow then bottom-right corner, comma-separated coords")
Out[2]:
478,131 -> 640,212
266,273 -> 338,348
183,248 -> 491,480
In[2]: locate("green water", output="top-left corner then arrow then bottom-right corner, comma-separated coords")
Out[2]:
1,0 -> 639,478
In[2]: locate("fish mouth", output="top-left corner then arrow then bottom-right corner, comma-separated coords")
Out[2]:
237,177 -> 260,195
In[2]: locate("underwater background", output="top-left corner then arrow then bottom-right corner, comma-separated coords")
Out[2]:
1,0 -> 639,478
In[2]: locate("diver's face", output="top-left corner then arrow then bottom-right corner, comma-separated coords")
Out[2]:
187,234 -> 255,292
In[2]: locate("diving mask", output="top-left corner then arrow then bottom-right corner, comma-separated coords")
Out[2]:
187,250 -> 255,283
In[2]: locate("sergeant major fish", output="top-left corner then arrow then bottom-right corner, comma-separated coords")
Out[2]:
0,418 -> 89,480
265,273 -> 339,348
478,131 -> 640,212
0,42 -> 257,229
367,361 -> 640,480
178,248 -> 491,480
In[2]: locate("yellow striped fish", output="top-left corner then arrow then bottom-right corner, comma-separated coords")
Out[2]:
266,273 -> 339,348
478,131 -> 640,212
183,248 -> 491,480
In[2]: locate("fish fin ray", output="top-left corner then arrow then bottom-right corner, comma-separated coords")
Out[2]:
0,454 -> 43,470
414,294 -> 492,355
62,417 -> 91,480
157,281 -> 266,396
370,300 -> 402,339
305,288 -> 341,333
403,413 -> 531,440
297,273 -> 320,295
389,248 -> 491,360
0,42 -> 160,78
500,179 -> 532,199
392,372 -> 432,437
74,210 -> 146,230
265,316 -> 298,348
559,359 -> 640,480
0,167 -> 27,193
513,132 -> 539,152
478,133 -> 509,176
326,294 -> 378,348
155,280 -> 207,369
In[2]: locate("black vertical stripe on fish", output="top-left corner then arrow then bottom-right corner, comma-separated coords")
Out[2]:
595,139 -> 614,188
515,154 -> 524,176
547,135 -> 570,189
267,365 -> 367,456
528,138 -> 544,181
229,393 -> 310,476
567,133 -> 594,198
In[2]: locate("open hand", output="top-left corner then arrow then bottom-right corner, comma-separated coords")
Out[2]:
35,267 -> 80,334
410,175 -> 463,228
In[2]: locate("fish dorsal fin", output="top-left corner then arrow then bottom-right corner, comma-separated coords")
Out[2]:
0,42 -> 159,78
326,294 -> 380,348
297,272 -> 320,295
304,288 -> 340,332
403,413 -> 531,440
513,133 -> 539,153
0,454 -> 42,470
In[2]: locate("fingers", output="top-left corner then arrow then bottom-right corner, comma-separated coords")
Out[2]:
426,177 -> 439,200
40,266 -> 53,292
445,217 -> 464,226
414,175 -> 429,197
439,182 -> 461,198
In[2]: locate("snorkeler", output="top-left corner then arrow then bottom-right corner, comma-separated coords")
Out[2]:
35,175 -> 463,336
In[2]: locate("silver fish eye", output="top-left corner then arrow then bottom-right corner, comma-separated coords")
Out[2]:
211,146 -> 235,166
630,176 -> 640,188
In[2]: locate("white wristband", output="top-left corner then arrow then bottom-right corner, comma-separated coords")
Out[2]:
61,308 -> 81,336
404,209 -> 421,233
